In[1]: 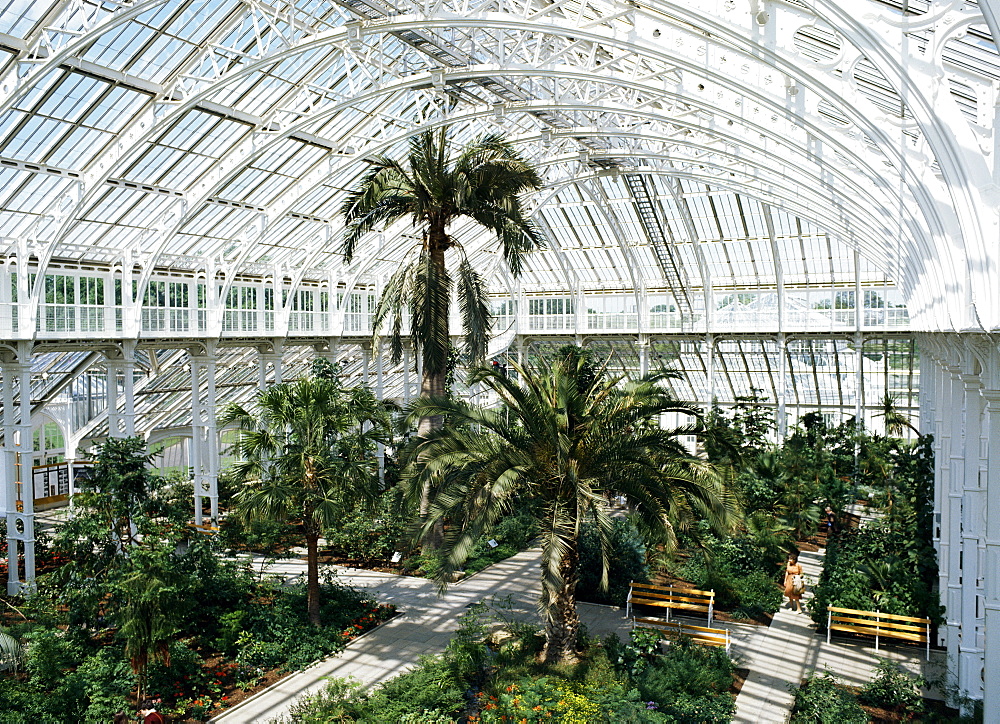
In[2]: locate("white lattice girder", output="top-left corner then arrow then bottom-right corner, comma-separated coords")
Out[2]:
34,69 -> 933,318
9,0 -> 996,331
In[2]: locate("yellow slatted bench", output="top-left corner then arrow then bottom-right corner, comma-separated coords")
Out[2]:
626,582 -> 715,626
826,606 -> 931,661
188,522 -> 220,534
633,617 -> 731,654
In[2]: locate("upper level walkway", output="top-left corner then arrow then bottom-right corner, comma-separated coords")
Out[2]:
2,267 -> 909,346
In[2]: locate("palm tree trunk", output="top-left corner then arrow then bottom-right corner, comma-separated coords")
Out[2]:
418,239 -> 448,552
543,545 -> 581,664
305,529 -> 322,627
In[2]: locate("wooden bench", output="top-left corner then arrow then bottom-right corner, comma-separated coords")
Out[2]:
826,606 -> 931,661
188,522 -> 219,534
633,617 -> 731,654
626,582 -> 715,626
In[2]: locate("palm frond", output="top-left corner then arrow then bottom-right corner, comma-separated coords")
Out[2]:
412,247 -> 452,375
456,256 -> 492,362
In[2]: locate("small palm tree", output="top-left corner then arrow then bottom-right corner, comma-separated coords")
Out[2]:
220,373 -> 391,626
875,393 -> 920,437
119,570 -> 177,703
404,355 -> 733,664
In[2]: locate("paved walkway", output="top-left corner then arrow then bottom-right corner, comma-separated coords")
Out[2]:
212,548 -> 631,723
730,549 -> 947,723
212,546 -> 944,724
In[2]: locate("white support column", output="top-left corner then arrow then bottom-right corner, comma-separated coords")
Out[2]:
362,343 -> 371,387
189,358 -> 203,526
777,333 -> 788,441
982,384 -> 1000,722
942,356 -> 966,659
638,336 -> 649,378
106,355 -> 122,438
205,353 -> 219,524
706,333 -> 716,413
17,357 -> 32,589
190,348 -> 219,526
3,347 -> 34,595
271,341 -> 284,385
854,332 -> 864,427
121,341 -> 136,438
2,360 -> 17,595
960,371 -> 985,700
257,342 -> 284,389
257,351 -> 267,391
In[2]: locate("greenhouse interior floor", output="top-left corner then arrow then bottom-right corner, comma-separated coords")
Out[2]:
198,545 -> 945,724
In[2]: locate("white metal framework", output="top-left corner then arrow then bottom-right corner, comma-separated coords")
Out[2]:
0,0 -> 998,712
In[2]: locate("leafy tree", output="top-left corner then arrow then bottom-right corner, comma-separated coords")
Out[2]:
702,391 -> 775,466
220,371 -> 391,626
79,436 -> 158,550
119,569 -> 179,702
403,357 -> 732,664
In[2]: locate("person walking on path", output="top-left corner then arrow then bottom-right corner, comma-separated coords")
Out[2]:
138,700 -> 166,724
783,552 -> 805,612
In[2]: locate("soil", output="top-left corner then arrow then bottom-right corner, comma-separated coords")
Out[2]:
858,698 -> 960,723
187,610 -> 400,722
730,667 -> 750,697
832,682 -> 961,724
179,666 -> 288,724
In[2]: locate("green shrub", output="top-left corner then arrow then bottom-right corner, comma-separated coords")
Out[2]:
282,678 -> 366,723
146,639 -> 204,700
577,518 -> 649,606
729,570 -> 784,619
858,658 -> 925,713
217,517 -> 299,555
213,609 -> 248,656
636,637 -> 734,702
657,691 -> 736,724
323,488 -> 410,562
677,538 -> 783,616
74,646 -> 136,723
811,523 -> 942,627
790,671 -> 867,724
359,656 -> 465,721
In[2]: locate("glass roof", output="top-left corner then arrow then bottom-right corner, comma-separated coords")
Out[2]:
0,0 -> 995,331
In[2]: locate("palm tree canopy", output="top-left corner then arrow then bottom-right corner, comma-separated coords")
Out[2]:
340,128 -> 543,374
220,375 -> 391,530
403,356 -> 734,597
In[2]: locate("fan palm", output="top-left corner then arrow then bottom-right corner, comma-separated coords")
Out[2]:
404,356 -> 733,664
220,374 -> 391,626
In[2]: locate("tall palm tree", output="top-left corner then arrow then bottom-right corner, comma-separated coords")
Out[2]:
403,355 -> 733,664
220,373 -> 391,626
340,127 -> 543,429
